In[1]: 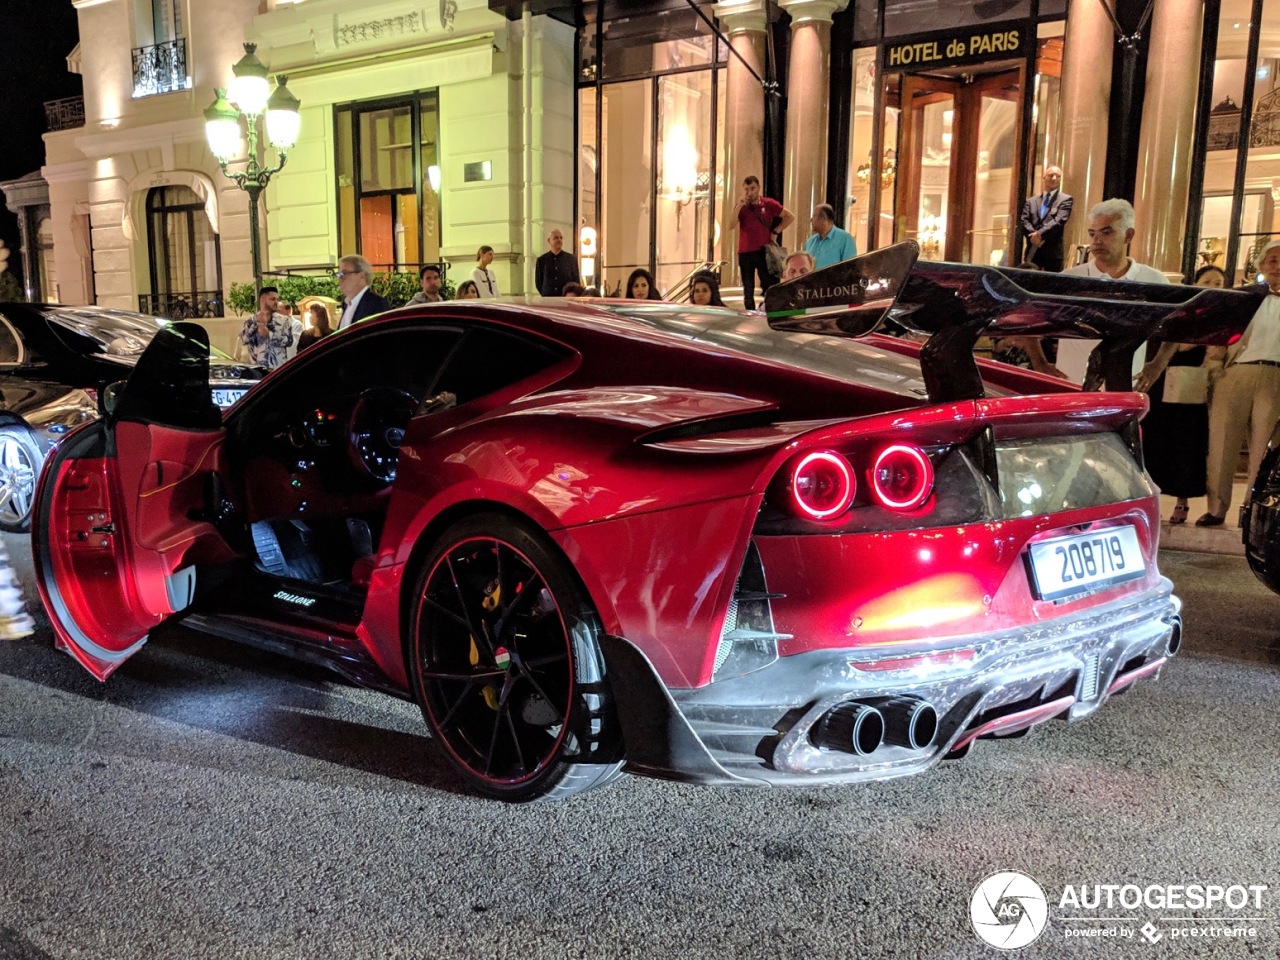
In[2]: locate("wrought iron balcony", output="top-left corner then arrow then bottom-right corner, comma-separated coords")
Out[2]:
138,291 -> 224,321
44,96 -> 85,132
132,39 -> 190,98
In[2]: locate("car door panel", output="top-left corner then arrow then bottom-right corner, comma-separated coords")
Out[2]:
34,322 -> 242,681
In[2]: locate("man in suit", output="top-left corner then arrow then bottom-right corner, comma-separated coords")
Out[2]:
336,255 -> 390,328
535,229 -> 579,297
1019,165 -> 1073,272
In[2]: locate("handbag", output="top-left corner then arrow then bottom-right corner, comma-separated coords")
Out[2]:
1162,365 -> 1208,405
763,241 -> 787,278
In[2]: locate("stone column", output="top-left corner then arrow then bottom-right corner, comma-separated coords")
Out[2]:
1057,0 -> 1116,265
1131,0 -> 1203,276
778,0 -> 848,251
713,0 -> 768,286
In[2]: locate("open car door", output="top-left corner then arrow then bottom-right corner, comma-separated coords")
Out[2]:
33,322 -> 242,680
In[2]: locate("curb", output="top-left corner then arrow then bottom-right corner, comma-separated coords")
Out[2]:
1157,522 -> 1244,556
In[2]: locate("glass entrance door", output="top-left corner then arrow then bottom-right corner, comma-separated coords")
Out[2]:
894,66 -> 1023,264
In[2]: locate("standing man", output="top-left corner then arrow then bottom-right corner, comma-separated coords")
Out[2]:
409,263 -> 445,304
1025,199 -> 1168,383
336,255 -> 390,329
1019,164 -> 1074,271
732,176 -> 794,312
803,204 -> 857,269
1198,240 -> 1280,527
238,285 -> 298,369
535,229 -> 579,297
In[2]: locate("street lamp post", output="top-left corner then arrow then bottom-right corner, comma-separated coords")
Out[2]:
204,43 -> 301,293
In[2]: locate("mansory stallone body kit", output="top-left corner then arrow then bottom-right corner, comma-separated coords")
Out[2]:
31,245 -> 1257,801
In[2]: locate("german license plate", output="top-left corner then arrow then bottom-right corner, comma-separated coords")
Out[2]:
212,387 -> 248,409
1026,526 -> 1145,601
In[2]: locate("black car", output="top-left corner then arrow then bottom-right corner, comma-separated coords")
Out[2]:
0,304 -> 263,532
1243,422 -> 1280,593
0,376 -> 97,532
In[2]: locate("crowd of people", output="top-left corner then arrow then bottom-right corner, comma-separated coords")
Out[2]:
232,169 -> 1280,532
1010,169 -> 1280,530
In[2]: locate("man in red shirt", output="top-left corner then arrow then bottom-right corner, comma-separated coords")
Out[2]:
732,175 -> 794,311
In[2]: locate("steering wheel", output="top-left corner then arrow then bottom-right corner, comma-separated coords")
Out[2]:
346,387 -> 418,484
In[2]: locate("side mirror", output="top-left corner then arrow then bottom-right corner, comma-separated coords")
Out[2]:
101,381 -> 125,417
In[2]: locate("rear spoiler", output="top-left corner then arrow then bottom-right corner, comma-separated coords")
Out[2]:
764,242 -> 1264,402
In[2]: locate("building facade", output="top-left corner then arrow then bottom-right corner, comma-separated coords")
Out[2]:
44,0 -> 576,349
37,0 -> 1280,339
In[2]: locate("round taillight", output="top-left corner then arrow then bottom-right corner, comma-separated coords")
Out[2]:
871,444 -> 933,510
790,451 -> 855,520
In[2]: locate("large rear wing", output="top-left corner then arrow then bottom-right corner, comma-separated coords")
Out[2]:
764,242 -> 1264,402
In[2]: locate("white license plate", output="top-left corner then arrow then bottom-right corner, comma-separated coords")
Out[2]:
212,387 -> 248,409
1026,526 -> 1145,601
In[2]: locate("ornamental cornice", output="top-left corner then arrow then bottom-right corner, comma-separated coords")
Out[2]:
776,0 -> 849,25
251,0 -> 493,62
712,0 -> 768,35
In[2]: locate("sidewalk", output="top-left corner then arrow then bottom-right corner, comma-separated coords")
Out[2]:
1157,478 -> 1249,556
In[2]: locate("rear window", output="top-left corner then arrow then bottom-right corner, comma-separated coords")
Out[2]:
597,303 -> 926,390
44,308 -> 161,358
995,433 -> 1153,518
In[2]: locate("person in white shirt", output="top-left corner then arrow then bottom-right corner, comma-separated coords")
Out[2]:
472,245 -> 500,299
1197,239 -> 1280,526
1025,198 -> 1169,383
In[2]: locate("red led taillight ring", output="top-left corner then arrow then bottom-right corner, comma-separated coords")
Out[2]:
790,450 -> 855,520
871,444 -> 933,510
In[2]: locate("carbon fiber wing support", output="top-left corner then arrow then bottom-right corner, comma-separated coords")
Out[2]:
764,243 -> 1264,403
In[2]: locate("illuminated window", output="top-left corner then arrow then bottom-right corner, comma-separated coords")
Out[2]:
335,92 -> 442,273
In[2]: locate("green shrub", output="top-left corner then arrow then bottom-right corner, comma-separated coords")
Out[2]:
228,282 -> 255,316
229,270 -> 434,313
0,271 -> 27,303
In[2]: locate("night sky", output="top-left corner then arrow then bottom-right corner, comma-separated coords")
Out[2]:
0,3 -> 82,287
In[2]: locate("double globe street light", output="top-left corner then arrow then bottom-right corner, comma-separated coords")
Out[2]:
204,43 -> 301,292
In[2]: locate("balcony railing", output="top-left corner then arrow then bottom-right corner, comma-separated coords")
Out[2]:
132,39 -> 190,98
139,291 -> 224,320
44,96 -> 85,132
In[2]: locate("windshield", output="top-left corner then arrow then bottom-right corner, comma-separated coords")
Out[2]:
44,307 -> 237,362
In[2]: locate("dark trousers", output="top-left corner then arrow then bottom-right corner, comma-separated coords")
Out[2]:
738,249 -> 777,311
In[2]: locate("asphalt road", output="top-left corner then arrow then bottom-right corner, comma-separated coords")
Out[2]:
1,537 -> 1278,960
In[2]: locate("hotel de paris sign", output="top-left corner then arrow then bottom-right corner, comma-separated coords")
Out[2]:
883,21 -> 1032,71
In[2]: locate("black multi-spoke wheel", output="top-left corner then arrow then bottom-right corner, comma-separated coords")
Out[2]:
410,514 -> 623,801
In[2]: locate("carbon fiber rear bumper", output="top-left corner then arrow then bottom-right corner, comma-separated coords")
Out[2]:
600,579 -> 1180,787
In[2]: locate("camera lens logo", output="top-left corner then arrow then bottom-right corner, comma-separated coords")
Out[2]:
970,871 -> 1049,949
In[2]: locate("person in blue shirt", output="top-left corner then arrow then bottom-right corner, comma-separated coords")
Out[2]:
803,204 -> 857,269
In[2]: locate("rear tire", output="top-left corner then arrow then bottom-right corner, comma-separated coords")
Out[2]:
408,513 -> 624,801
0,425 -> 40,534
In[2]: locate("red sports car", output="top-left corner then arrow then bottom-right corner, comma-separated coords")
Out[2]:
31,246 -> 1251,801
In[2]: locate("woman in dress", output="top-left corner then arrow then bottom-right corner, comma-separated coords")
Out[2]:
1138,264 -> 1227,523
472,246 -> 500,298
689,271 -> 725,307
625,268 -> 662,300
297,303 -> 332,351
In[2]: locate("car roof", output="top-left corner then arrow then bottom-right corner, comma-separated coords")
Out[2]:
371,298 -> 934,401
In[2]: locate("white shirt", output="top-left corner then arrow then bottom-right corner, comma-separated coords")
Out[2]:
339,287 -> 368,329
1233,292 -> 1280,365
1056,259 -> 1171,384
472,266 -> 500,298
284,316 -> 304,360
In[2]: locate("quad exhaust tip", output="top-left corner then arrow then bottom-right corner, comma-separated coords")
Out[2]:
811,697 -> 938,755
874,696 -> 939,751
813,701 -> 884,756
1166,616 -> 1182,657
